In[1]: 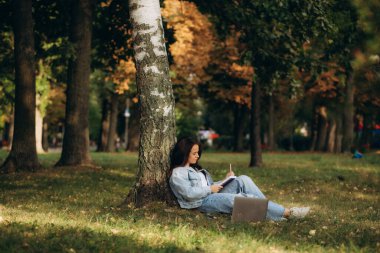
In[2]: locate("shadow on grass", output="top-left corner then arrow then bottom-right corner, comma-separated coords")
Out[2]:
0,222 -> 194,253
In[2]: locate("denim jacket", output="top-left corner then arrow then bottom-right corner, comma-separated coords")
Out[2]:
169,166 -> 214,209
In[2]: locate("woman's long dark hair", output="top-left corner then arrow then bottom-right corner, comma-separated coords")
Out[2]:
169,137 -> 202,173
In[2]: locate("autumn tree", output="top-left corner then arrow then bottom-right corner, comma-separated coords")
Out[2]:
162,0 -> 215,86
1,0 -> 40,173
295,0 -> 361,153
202,32 -> 253,151
161,0 -> 216,138
194,0 -> 332,166
353,55 -> 380,148
162,0 -> 253,149
297,62 -> 344,152
126,0 -> 176,206
104,57 -> 136,152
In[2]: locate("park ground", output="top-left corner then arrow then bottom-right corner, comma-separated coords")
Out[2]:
0,150 -> 379,253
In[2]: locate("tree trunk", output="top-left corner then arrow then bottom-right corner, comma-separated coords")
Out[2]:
249,79 -> 262,167
309,104 -> 318,151
268,95 -> 275,150
56,0 -> 93,166
4,107 -> 14,150
106,92 -> 119,152
233,104 -> 245,152
1,0 -> 40,173
97,98 -> 109,152
35,105 -> 45,154
42,118 -> 49,151
124,98 -> 130,150
127,105 -> 140,151
361,113 -> 372,149
289,126 -> 294,151
316,106 -> 328,151
126,0 -> 176,207
327,118 -> 336,153
342,75 -> 354,153
335,114 -> 343,153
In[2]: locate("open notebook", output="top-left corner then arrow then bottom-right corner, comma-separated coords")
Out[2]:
231,196 -> 268,223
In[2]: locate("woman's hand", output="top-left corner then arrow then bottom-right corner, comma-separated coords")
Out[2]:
210,185 -> 223,193
226,164 -> 235,177
226,170 -> 235,178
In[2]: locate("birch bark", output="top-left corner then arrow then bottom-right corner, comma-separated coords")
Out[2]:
127,0 -> 176,206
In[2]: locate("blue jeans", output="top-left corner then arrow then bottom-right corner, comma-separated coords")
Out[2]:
198,175 -> 285,221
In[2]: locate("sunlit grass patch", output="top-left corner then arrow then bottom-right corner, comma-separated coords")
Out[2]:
0,150 -> 379,252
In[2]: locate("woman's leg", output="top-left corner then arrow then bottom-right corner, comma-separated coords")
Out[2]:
235,175 -> 266,198
198,193 -> 236,214
219,179 -> 240,194
267,201 -> 286,221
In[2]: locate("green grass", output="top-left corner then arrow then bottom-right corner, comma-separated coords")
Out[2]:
0,150 -> 379,252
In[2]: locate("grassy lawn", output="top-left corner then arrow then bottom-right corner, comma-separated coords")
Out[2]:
0,150 -> 379,252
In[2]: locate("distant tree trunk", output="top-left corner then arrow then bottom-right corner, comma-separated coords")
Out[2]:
310,104 -> 318,151
342,75 -> 354,153
124,98 -> 130,150
106,92 -> 119,152
4,107 -> 14,150
249,79 -> 262,167
126,0 -> 176,207
42,118 -> 49,151
35,106 -> 45,154
97,98 -> 109,152
361,113 -> 372,148
335,114 -> 343,153
56,0 -> 93,166
327,118 -> 336,153
233,104 -> 245,152
127,105 -> 140,151
316,106 -> 328,151
1,0 -> 40,173
289,126 -> 294,151
268,95 -> 275,150
8,117 -> 14,149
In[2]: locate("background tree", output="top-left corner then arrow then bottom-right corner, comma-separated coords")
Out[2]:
201,31 -> 253,151
35,59 -> 53,153
193,0 -> 332,166
126,0 -> 176,206
92,0 -> 137,152
0,31 -> 14,149
56,0 -> 94,166
162,0 -> 215,138
1,0 -> 40,173
0,1 -> 15,149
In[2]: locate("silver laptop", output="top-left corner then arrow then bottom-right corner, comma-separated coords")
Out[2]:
231,196 -> 268,223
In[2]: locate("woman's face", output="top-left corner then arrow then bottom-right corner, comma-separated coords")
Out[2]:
186,144 -> 200,165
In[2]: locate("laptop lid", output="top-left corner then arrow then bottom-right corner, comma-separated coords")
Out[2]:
231,196 -> 268,223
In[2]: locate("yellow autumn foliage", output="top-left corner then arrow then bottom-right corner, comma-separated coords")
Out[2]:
162,0 -> 215,85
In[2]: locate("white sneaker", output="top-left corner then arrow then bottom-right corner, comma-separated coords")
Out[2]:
289,207 -> 310,219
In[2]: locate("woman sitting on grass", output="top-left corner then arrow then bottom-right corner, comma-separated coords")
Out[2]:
169,137 -> 310,221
